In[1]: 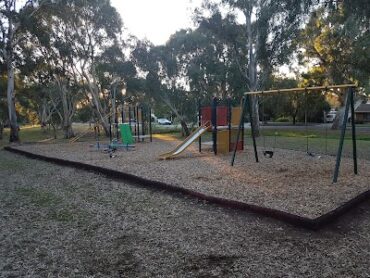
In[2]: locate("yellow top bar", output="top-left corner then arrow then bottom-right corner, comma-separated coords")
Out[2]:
244,84 -> 357,95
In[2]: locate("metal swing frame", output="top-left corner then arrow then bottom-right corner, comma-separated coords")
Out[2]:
230,84 -> 358,183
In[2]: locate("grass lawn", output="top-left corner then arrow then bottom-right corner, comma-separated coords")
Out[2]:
2,123 -> 369,160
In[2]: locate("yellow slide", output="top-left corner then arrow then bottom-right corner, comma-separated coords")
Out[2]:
160,122 -> 211,159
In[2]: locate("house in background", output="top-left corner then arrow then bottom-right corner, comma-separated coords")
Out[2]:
355,101 -> 370,123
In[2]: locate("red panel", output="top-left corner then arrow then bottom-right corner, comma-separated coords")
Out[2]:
201,107 -> 211,125
217,106 -> 228,126
229,141 -> 244,152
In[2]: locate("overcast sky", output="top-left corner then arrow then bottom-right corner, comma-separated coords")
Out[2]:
111,0 -> 202,46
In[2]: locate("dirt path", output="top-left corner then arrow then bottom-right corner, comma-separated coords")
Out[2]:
1,151 -> 370,277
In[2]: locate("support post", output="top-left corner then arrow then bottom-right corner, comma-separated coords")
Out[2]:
128,106 -> 132,132
333,89 -> 351,183
136,106 -> 140,142
108,115 -> 112,143
212,97 -> 217,155
228,97 -> 232,151
141,106 -> 145,142
198,99 -> 202,153
349,87 -> 358,175
248,95 -> 259,163
149,106 -> 153,142
115,109 -> 119,141
231,97 -> 246,166
121,103 -> 125,124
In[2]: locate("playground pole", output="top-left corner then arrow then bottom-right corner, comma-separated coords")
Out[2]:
136,106 -> 140,142
128,106 -> 132,132
141,106 -> 145,142
212,97 -> 217,155
248,95 -> 259,163
108,115 -> 112,143
149,106 -> 153,142
333,89 -> 351,183
198,99 -> 202,153
231,97 -> 246,166
227,97 -> 231,151
349,87 -> 358,175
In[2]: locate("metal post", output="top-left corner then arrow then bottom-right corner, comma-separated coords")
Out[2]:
149,106 -> 153,142
128,106 -> 132,132
108,115 -> 112,143
305,90 -> 309,153
212,97 -> 217,155
136,106 -> 140,142
333,89 -> 351,183
228,97 -> 232,151
349,87 -> 358,175
231,97 -> 247,166
141,106 -> 145,142
121,103 -> 125,124
248,95 -> 259,163
198,99 -> 202,153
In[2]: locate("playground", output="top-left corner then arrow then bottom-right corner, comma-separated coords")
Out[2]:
2,150 -> 370,277
4,85 -> 370,221
9,131 -> 370,219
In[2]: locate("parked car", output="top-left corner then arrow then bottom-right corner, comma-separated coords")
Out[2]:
157,118 -> 172,125
326,110 -> 337,123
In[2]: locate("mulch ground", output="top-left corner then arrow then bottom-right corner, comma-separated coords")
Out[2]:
1,150 -> 370,277
12,138 -> 370,218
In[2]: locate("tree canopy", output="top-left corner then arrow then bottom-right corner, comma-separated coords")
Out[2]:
0,0 -> 368,141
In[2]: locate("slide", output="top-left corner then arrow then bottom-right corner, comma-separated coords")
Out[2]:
160,122 -> 211,159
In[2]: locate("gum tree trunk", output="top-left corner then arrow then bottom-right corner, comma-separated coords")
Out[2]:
82,72 -> 110,136
0,120 -> 4,140
5,5 -> 19,143
245,8 -> 260,137
58,79 -> 75,139
7,61 -> 19,142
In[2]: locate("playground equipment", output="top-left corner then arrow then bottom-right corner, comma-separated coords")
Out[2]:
91,102 -> 152,155
121,104 -> 153,143
199,97 -> 244,155
160,122 -> 211,159
230,84 -> 358,183
160,97 -> 244,159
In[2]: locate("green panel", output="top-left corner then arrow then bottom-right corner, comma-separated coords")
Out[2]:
119,124 -> 134,145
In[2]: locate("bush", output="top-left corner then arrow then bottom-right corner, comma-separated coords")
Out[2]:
274,117 -> 290,122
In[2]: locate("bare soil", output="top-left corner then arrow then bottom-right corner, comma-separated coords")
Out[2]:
13,138 -> 370,218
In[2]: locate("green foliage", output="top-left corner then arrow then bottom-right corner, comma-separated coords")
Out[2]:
299,4 -> 370,90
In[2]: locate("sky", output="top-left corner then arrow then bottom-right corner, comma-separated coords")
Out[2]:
111,0 -> 202,46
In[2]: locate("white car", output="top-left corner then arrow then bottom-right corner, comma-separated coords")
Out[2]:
157,118 -> 172,125
326,111 -> 337,123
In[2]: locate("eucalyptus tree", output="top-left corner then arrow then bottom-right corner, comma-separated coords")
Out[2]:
0,0 -> 48,142
22,0 -> 132,137
299,2 -> 369,128
0,72 -> 6,139
185,13 -> 247,101
49,0 -> 130,136
132,39 -> 195,135
195,0 -> 313,134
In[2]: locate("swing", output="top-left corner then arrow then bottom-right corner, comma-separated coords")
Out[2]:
260,95 -> 275,158
304,88 -> 319,158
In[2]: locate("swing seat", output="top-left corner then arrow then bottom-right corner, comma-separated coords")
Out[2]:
263,150 -> 274,158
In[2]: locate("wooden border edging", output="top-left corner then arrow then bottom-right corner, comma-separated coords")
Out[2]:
4,146 -> 370,230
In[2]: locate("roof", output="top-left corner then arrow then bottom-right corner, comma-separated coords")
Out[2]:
355,103 -> 370,113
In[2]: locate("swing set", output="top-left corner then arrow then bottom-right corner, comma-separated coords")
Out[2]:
231,84 -> 358,183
